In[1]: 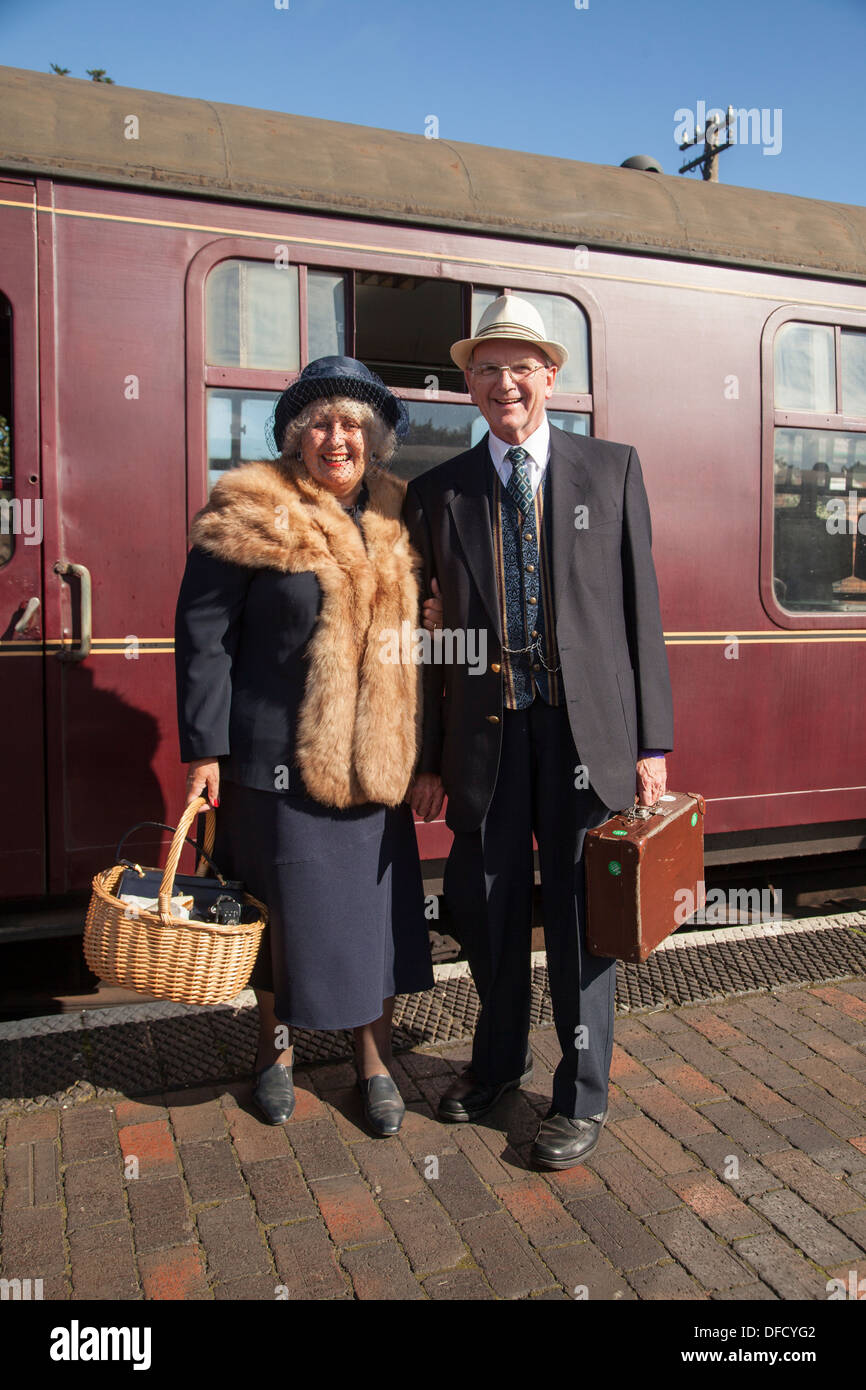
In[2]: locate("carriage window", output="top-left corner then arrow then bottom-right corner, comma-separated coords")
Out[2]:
206,261 -> 300,371
471,289 -> 498,331
513,292 -> 590,395
355,274 -> 464,392
308,270 -> 346,359
772,427 -> 866,612
842,330 -> 866,416
0,296 -> 13,568
549,412 -> 590,437
393,402 -> 484,482
207,388 -> 280,489
359,284 -> 591,478
392,402 -> 590,483
202,262 -> 595,487
469,288 -> 590,396
774,322 -> 835,412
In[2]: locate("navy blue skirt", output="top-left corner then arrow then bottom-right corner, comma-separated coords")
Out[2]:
211,779 -> 433,1030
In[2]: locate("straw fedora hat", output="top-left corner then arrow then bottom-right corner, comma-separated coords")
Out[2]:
450,294 -> 569,371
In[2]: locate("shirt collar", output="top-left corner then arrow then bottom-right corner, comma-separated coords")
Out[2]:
487,415 -> 551,473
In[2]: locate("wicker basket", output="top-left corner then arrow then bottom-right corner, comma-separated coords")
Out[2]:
84,796 -> 267,1006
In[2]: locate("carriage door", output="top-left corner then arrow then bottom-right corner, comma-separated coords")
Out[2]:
0,181 -> 46,896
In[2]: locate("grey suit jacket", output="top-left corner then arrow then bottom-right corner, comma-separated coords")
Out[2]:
403,423 -> 674,831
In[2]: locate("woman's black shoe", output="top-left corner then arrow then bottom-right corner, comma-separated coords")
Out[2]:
253,1063 -> 295,1124
358,1073 -> 405,1136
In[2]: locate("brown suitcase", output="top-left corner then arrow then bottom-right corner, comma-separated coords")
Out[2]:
584,792 -> 706,963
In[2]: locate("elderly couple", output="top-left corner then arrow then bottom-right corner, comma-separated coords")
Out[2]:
175,295 -> 673,1170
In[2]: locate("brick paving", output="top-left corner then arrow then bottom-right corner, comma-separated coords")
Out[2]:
2,978 -> 866,1300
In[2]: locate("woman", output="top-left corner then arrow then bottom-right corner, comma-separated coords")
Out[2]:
174,356 -> 433,1136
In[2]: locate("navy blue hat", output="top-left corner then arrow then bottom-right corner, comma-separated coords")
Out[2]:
269,356 -> 410,455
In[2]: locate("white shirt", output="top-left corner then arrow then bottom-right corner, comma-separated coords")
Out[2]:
487,417 -> 551,500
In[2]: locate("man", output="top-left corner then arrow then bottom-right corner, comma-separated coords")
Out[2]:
405,294 -> 673,1169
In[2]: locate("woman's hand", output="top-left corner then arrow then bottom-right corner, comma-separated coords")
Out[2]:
185,758 -> 220,807
421,576 -> 443,633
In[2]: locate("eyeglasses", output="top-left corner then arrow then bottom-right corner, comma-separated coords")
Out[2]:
468,362 -> 551,382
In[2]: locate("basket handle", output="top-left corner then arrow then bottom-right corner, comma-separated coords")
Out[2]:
116,807 -> 217,878
158,797 -> 222,923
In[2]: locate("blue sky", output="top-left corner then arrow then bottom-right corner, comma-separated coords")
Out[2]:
2,0 -> 864,205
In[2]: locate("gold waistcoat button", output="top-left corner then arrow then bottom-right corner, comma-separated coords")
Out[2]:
486,714 -> 500,724
490,662 -> 501,673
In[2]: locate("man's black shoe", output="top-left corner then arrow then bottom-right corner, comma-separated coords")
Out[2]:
438,1051 -> 534,1123
531,1109 -> 608,1170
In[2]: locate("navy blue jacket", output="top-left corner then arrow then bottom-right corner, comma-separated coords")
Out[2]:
174,546 -> 320,793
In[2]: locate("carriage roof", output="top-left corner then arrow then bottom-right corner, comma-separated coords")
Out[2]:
2,64 -> 865,283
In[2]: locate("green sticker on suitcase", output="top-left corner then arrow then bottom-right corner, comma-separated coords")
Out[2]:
608,861 -> 622,876
691,812 -> 698,826
612,829 -> 627,837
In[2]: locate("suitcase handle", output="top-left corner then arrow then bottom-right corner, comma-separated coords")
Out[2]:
622,800 -> 663,820
620,793 -> 705,822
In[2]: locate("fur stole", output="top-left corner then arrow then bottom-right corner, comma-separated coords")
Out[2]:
189,457 -> 422,809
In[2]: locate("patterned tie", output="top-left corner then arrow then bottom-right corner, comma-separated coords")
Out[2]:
505,446 -> 533,516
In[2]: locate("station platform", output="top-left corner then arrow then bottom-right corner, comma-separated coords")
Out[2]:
2,912 -> 866,1302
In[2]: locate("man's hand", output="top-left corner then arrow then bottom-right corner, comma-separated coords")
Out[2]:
185,758 -> 220,808
409,772 -> 445,821
421,576 -> 443,633
636,755 -> 666,807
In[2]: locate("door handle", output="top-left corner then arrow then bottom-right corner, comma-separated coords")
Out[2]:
54,560 -> 92,661
13,595 -> 41,633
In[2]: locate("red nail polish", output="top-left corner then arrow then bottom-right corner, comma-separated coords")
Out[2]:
213,797 -> 220,807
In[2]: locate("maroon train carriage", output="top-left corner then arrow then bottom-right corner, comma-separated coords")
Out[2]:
1,66 -> 865,954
